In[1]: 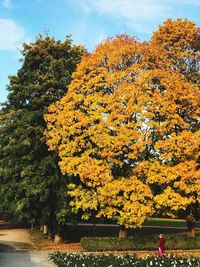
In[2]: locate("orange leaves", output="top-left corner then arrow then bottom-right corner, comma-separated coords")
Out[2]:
77,156 -> 113,187
173,161 -> 200,194
151,18 -> 200,85
154,187 -> 194,217
135,69 -> 200,135
155,130 -> 200,161
96,176 -> 154,227
68,175 -> 154,226
45,21 -> 200,226
151,18 -> 199,57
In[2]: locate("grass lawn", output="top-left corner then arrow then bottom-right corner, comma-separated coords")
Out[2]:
63,225 -> 186,242
29,218 -> 200,256
30,218 -> 200,245
62,218 -> 200,242
145,218 -> 200,228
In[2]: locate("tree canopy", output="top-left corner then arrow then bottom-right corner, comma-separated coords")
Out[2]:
151,18 -> 200,85
0,34 -> 86,231
0,18 -> 199,233
45,19 -> 200,228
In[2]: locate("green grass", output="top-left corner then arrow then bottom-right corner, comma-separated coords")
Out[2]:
145,218 -> 200,228
62,217 -> 200,242
29,218 -> 200,244
63,224 -> 188,243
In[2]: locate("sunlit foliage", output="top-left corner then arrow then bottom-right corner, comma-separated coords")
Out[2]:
45,19 -> 200,228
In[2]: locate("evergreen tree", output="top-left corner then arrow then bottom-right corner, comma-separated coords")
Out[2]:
0,34 -> 86,237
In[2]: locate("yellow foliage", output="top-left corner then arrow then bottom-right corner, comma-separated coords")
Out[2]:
154,187 -> 194,217
45,24 -> 200,226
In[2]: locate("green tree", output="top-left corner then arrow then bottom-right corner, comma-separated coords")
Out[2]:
0,34 -> 86,239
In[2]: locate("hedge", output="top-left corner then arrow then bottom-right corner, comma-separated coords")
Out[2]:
80,235 -> 200,251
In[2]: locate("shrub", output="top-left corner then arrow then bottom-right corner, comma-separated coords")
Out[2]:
80,235 -> 200,251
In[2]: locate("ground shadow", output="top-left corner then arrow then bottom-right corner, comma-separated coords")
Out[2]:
0,241 -> 33,252
0,220 -> 28,230
63,224 -> 187,242
0,243 -> 15,252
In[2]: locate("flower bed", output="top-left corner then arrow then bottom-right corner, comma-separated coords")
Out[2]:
50,252 -> 200,267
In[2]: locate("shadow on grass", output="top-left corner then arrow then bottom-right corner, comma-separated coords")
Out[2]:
63,225 -> 187,242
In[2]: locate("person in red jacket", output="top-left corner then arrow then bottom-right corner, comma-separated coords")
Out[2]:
158,234 -> 165,257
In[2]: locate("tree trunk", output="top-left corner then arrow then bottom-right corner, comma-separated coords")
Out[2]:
187,228 -> 195,237
40,225 -> 44,232
43,225 -> 48,235
54,233 -> 62,243
186,214 -> 196,237
47,214 -> 56,240
119,225 -> 127,239
54,225 -> 62,243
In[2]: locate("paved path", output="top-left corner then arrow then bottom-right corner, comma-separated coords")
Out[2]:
0,251 -> 55,267
0,221 -> 55,267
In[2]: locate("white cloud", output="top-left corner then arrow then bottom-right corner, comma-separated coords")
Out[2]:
73,0 -> 199,35
2,0 -> 12,9
0,19 -> 29,50
173,0 -> 200,5
74,0 -> 171,33
83,0 -> 169,19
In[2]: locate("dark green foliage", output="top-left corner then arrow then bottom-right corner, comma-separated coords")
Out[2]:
50,252 -> 200,267
0,34 -> 86,229
81,236 -> 200,251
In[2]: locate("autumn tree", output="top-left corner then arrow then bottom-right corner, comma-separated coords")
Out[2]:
45,20 -> 200,237
146,18 -> 200,236
151,18 -> 200,85
0,34 -> 86,240
44,35 -> 155,237
134,69 -> 200,236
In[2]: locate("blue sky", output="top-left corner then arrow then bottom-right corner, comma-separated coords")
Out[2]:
0,0 -> 199,103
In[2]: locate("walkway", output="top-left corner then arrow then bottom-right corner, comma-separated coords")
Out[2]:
0,221 -> 55,267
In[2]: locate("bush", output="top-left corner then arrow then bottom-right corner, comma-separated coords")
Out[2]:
50,252 -> 200,267
80,235 -> 200,251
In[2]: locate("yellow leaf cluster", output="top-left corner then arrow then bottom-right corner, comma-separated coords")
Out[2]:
44,20 -> 200,226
